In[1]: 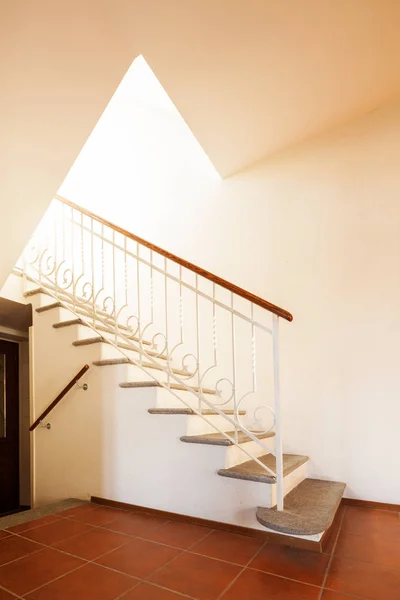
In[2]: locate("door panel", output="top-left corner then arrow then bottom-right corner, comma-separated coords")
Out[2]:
0,340 -> 19,514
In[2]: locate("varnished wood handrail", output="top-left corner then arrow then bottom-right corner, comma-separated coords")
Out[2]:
29,364 -> 89,431
56,195 -> 293,322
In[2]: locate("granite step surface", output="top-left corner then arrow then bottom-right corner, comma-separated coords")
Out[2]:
180,430 -> 275,446
218,453 -> 308,483
119,381 -> 216,395
148,407 -> 246,415
94,358 -> 188,376
256,478 -> 346,535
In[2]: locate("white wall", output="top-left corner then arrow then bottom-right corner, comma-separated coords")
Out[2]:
61,100 -> 400,503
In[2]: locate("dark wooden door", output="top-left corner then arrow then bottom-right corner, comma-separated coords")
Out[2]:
0,340 -> 19,514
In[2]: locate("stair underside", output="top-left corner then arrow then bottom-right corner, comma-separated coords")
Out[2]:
148,408 -> 246,415
256,478 -> 346,535
218,453 -> 307,483
120,381 -> 216,395
180,430 -> 275,446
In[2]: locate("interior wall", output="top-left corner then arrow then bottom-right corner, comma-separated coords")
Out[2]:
0,1 -> 135,289
63,102 -> 400,503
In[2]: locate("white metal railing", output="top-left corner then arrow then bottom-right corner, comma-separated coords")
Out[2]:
19,195 -> 292,509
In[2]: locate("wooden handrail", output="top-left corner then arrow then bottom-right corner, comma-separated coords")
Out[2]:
56,195 -> 293,322
29,364 -> 89,431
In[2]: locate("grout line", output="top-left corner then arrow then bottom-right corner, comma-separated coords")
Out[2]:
2,506 -> 376,600
216,539 -> 268,599
317,505 -> 348,600
0,583 -> 24,599
2,519 -> 215,598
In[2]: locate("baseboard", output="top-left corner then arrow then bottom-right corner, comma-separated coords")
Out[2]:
342,498 -> 400,512
91,496 -> 331,552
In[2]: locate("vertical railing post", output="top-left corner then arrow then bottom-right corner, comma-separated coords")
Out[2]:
231,293 -> 238,443
273,314 -> 284,511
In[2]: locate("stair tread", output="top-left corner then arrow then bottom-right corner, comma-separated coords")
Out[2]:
93,358 -> 189,376
180,430 -> 275,446
148,408 -> 246,415
218,453 -> 308,483
36,302 -> 62,313
119,381 -> 216,395
73,337 -> 156,353
256,478 -> 346,535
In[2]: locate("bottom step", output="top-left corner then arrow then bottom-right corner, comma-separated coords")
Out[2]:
256,478 -> 346,536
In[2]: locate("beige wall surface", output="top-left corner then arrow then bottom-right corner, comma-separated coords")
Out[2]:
64,101 -> 400,503
0,1 -> 134,290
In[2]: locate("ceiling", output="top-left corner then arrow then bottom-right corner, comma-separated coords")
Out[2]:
110,0 -> 400,176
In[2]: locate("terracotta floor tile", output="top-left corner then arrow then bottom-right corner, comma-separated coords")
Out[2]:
249,542 -> 330,586
335,531 -> 400,569
25,562 -> 135,600
67,506 -> 130,526
54,527 -> 131,560
103,512 -> 169,537
323,505 -> 347,554
341,507 -> 400,542
0,535 -> 41,566
0,547 -> 84,596
122,582 -> 190,599
326,555 -> 400,600
222,569 -> 321,600
21,518 -> 93,545
321,591 -> 365,600
96,537 -> 180,578
142,520 -> 212,549
7,514 -> 61,534
221,568 -> 320,600
149,552 -> 241,600
191,529 -> 264,565
0,588 -> 18,600
56,503 -> 95,518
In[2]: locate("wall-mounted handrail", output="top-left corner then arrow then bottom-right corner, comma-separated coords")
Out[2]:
56,195 -> 293,322
29,364 -> 89,431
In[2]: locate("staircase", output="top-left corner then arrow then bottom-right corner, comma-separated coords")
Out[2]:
15,195 -> 345,541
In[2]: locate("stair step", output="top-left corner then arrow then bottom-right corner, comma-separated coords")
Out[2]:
73,336 -> 157,354
180,430 -> 275,447
24,287 -> 48,298
148,408 -> 246,415
256,478 -> 346,535
93,358 -> 189,377
218,453 -> 308,483
36,301 -> 62,313
119,381 -> 216,395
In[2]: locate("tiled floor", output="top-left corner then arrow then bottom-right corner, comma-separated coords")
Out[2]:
0,502 -> 399,599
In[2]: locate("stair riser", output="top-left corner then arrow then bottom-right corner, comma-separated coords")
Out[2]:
154,387 -> 222,410
225,439 -> 275,469
184,414 -> 242,436
268,462 -> 308,508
